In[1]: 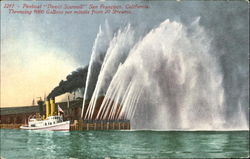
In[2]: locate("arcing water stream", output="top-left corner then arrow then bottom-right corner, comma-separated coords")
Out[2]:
81,19 -> 249,130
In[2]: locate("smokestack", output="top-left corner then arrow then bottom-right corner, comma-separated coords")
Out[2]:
50,98 -> 56,116
45,99 -> 50,118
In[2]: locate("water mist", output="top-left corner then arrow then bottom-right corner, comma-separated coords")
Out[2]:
82,18 -> 249,130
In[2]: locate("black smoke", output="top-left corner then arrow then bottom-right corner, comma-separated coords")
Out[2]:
47,66 -> 88,99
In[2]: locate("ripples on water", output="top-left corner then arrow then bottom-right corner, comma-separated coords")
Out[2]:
0,129 -> 249,159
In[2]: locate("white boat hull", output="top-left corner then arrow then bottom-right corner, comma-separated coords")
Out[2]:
20,121 -> 70,131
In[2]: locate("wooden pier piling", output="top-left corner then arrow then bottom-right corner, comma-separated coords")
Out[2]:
70,120 -> 130,131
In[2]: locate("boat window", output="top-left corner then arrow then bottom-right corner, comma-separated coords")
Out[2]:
53,122 -> 55,124
45,123 -> 47,126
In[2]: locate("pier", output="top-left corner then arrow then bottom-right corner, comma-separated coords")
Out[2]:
70,120 -> 130,131
0,120 -> 130,131
0,97 -> 131,131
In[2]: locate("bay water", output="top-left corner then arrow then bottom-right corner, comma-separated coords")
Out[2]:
0,129 -> 249,159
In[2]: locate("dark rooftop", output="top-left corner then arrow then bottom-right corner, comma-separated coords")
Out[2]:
0,99 -> 84,116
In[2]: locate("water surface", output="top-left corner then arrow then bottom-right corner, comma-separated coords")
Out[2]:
0,129 -> 249,158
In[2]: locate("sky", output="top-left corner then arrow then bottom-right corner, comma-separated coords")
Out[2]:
1,0 -> 248,108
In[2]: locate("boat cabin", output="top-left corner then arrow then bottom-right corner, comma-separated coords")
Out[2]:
28,115 -> 63,127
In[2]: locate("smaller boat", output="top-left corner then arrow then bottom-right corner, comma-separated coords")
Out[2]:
20,98 -> 70,131
20,115 -> 70,131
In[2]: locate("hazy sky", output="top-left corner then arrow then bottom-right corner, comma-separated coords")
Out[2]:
1,0 -> 153,107
1,0 -> 248,107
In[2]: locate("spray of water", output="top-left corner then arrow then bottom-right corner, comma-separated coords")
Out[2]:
82,18 -> 249,130
84,24 -> 136,120
80,21 -> 112,118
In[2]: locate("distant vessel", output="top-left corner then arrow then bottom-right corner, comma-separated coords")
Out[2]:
20,98 -> 70,131
20,115 -> 70,131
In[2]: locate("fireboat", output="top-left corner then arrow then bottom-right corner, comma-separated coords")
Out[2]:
20,98 -> 70,131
